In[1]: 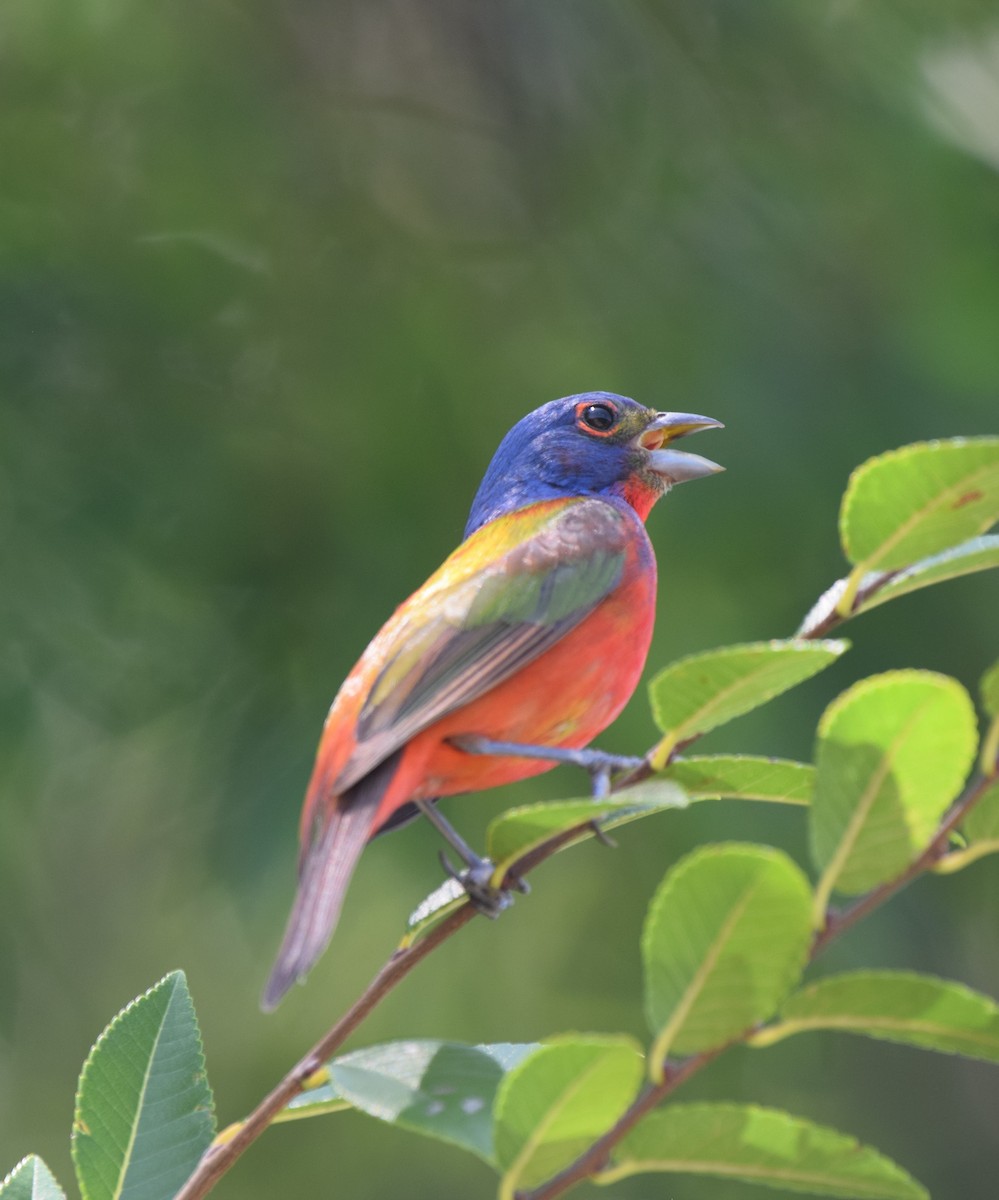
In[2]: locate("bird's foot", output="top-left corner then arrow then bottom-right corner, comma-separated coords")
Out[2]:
416,797 -> 526,916
438,851 -> 525,917
568,748 -> 646,798
450,735 -> 644,798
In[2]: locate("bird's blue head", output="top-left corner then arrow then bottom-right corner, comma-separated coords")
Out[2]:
465,392 -> 722,536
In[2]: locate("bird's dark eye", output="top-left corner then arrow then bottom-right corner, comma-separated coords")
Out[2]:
578,402 -> 617,433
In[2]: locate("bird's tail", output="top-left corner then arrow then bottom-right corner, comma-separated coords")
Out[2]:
261,753 -> 400,1011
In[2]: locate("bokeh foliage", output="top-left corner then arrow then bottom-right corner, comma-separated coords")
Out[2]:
2,2 -> 998,1197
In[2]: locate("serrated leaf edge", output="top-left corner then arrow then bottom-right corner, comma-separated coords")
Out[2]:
71,970 -> 214,1200
0,1156 -> 67,1199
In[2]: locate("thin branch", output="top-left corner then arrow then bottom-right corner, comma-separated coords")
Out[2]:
518,1045 -> 728,1200
173,813 -> 630,1199
174,904 -> 477,1200
797,570 -> 902,640
811,770 -> 995,957
517,766 -> 997,1200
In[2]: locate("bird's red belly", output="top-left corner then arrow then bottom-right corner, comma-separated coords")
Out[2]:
373,567 -> 657,822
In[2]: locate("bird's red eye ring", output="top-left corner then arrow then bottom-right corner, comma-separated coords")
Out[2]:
575,401 -> 618,435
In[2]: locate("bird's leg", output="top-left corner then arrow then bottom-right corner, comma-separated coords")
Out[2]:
450,735 -> 644,799
415,797 -> 489,883
414,798 -> 520,916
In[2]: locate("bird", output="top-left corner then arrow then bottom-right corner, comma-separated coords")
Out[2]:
262,392 -> 722,1009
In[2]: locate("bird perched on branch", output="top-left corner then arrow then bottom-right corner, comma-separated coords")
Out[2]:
263,392 -> 722,1009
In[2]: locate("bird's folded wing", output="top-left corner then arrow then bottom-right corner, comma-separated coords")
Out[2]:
332,498 -> 632,793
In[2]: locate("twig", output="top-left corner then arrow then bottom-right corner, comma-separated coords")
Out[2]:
517,767 -> 997,1200
518,1046 -> 728,1200
174,904 -> 477,1200
812,771 -> 995,957
173,814 -> 627,1199
798,570 -> 903,640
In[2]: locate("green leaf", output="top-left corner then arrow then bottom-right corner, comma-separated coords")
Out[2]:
648,640 -> 848,767
642,845 -> 813,1068
284,1041 -> 537,1162
72,971 -> 215,1200
811,671 -> 978,916
597,1104 -> 927,1198
0,1158 -> 67,1200
840,437 -> 999,573
750,971 -> 999,1062
486,782 -> 687,872
862,535 -> 999,613
798,537 -> 999,636
493,1035 -> 644,1198
661,755 -> 814,806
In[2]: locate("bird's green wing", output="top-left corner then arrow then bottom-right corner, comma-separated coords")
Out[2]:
333,499 -> 632,792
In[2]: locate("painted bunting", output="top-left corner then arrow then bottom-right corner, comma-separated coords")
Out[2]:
262,392 -> 722,1009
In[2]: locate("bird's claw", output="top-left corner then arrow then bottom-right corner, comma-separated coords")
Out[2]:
438,851 -> 514,917
589,821 -> 618,849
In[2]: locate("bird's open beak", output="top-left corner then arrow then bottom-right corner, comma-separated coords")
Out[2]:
637,411 -> 724,485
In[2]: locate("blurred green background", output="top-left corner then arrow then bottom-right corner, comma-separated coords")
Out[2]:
2,2 -> 998,1196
